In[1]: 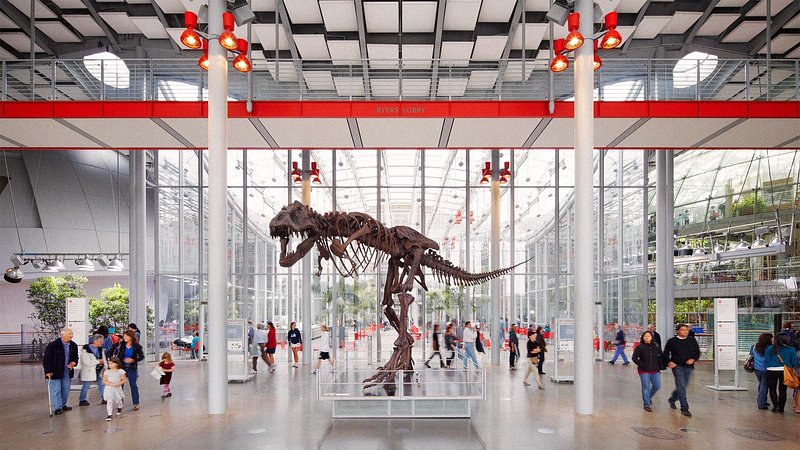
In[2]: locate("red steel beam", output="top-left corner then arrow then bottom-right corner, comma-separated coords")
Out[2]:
1,101 -> 799,119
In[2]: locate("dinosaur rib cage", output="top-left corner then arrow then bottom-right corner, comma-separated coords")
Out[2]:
320,211 -> 397,277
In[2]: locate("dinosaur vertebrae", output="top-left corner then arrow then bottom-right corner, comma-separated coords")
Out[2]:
421,251 -> 519,287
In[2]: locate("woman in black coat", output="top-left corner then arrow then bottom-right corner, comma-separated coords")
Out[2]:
109,329 -> 145,410
631,331 -> 663,412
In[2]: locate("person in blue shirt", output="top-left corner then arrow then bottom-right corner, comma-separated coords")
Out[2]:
750,333 -> 773,410
765,332 -> 799,413
190,331 -> 200,359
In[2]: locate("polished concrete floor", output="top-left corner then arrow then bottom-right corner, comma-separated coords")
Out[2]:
1,346 -> 798,450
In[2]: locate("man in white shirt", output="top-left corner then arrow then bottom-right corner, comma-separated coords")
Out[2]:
254,323 -> 268,365
461,321 -> 480,369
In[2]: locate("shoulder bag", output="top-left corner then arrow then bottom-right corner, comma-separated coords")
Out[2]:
776,353 -> 800,389
743,346 -> 755,373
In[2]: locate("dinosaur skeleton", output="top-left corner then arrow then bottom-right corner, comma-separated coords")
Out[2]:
269,201 -> 522,391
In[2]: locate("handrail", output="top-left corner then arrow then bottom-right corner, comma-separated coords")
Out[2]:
0,58 -> 798,102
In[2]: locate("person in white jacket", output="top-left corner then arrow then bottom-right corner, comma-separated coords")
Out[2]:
78,334 -> 106,406
312,325 -> 335,374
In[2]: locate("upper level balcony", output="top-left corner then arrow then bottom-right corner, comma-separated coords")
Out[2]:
2,57 -> 799,102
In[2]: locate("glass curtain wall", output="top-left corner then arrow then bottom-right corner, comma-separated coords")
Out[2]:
150,148 -> 800,354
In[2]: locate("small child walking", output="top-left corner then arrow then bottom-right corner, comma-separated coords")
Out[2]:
159,352 -> 175,399
103,357 -> 127,421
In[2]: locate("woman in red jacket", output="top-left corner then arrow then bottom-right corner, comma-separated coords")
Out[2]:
264,321 -> 277,373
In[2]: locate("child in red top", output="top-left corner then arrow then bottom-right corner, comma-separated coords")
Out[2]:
159,352 -> 175,399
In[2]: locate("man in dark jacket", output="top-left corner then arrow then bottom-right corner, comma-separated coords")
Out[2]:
43,328 -> 79,415
508,324 -> 519,370
647,324 -> 662,348
663,324 -> 701,417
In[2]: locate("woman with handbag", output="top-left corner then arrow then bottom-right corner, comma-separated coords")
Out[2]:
764,332 -> 799,413
522,330 -> 544,389
109,330 -> 145,411
748,333 -> 773,410
632,331 -> 663,412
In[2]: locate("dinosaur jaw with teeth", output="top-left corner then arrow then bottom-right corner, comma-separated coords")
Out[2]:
274,228 -> 317,267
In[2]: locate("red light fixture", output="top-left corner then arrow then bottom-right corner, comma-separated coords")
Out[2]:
219,12 -> 238,51
593,41 -> 603,71
600,12 -> 622,50
290,161 -> 302,184
232,38 -> 252,73
564,13 -> 584,51
197,38 -> 209,71
310,162 -> 321,184
479,162 -> 491,185
550,38 -> 569,73
180,11 -> 202,49
499,161 -> 512,184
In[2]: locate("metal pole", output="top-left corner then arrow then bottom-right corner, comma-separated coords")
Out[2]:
573,0 -> 594,415
301,150 -> 313,366
655,150 -> 675,341
376,151 -> 382,361
465,150 -> 471,325
617,153 -> 624,326
198,151 -> 206,360
420,150 -> 426,362
207,0 -> 229,415
490,150 -> 501,366
29,0 -> 35,100
665,151 -> 675,330
766,0 -> 772,98
509,150 -> 515,330
331,150 -> 338,361
129,151 -> 138,340
286,154 -> 294,363
642,150 -> 649,347
597,151 -> 605,362
136,151 -> 147,356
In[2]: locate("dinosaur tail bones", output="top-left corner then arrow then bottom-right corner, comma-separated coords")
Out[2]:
421,251 -> 531,287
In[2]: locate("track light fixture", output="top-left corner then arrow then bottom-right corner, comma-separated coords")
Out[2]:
4,253 -> 130,282
107,256 -> 125,272
232,39 -> 252,73
290,161 -> 302,184
180,11 -> 202,49
593,41 -> 602,71
550,38 -> 569,73
479,160 -> 512,185
600,12 -> 622,50
198,39 -> 210,71
310,162 -> 321,184
479,162 -> 491,185
546,0 -> 571,26
564,13 -> 584,51
4,267 -> 23,283
219,12 -> 238,51
499,161 -> 512,185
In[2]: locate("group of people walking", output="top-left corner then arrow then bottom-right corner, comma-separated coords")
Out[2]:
748,322 -> 800,414
43,323 -> 174,421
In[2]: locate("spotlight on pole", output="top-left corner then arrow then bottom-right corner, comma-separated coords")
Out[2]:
546,0 -> 571,26
232,0 -> 256,26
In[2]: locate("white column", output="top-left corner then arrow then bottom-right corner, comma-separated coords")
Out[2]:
655,151 -> 674,340
572,0 -> 594,415
490,150 -> 501,366
207,0 -> 229,415
301,150 -> 313,365
135,149 -> 147,355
